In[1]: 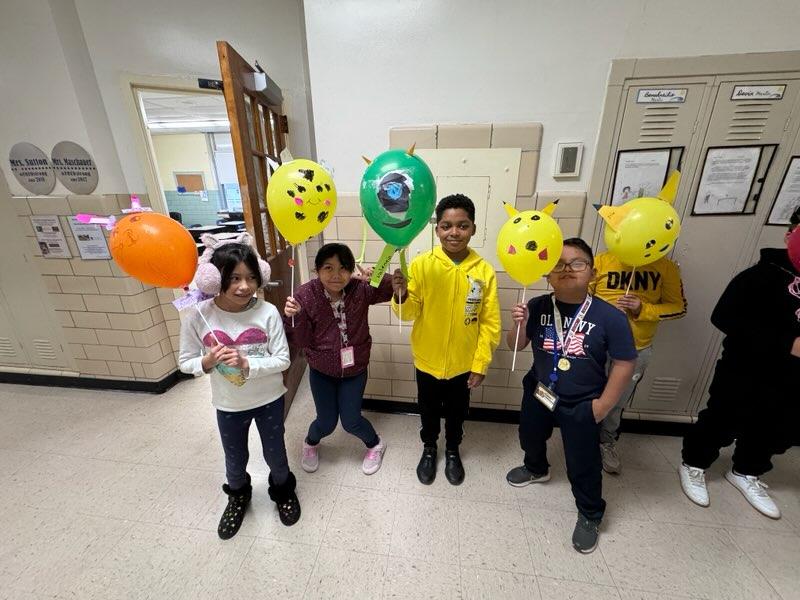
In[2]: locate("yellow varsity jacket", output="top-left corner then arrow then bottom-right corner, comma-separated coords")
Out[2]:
589,252 -> 687,350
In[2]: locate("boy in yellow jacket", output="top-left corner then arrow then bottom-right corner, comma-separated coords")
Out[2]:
392,194 -> 501,485
590,252 -> 687,473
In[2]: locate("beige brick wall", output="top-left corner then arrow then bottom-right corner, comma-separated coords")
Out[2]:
15,194 -> 180,382
323,122 -> 588,412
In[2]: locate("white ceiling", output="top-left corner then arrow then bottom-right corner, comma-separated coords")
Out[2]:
140,90 -> 229,133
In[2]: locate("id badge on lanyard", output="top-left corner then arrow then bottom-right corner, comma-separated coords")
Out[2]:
537,294 -> 592,411
340,346 -> 355,368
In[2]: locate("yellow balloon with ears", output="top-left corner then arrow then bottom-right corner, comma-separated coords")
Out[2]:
597,171 -> 681,267
266,159 -> 337,245
496,200 -> 563,286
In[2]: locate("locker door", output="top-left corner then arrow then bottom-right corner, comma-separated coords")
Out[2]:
0,172 -> 73,371
633,77 -> 800,415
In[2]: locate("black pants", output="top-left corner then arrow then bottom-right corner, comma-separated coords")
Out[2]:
416,369 -> 470,451
216,398 -> 290,489
682,363 -> 795,476
519,380 -> 605,522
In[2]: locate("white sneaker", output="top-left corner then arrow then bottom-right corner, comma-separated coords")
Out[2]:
362,437 -> 386,475
600,442 -> 621,474
301,440 -> 319,473
679,463 -> 709,507
725,470 -> 781,519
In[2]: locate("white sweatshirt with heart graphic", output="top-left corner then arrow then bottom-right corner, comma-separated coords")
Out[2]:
178,298 -> 289,412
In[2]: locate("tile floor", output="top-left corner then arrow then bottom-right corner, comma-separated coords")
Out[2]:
1,374 -> 799,599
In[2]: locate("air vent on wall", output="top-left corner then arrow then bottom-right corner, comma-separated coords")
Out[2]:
0,337 -> 17,358
646,377 -> 681,405
726,101 -> 771,141
638,106 -> 678,144
33,339 -> 57,361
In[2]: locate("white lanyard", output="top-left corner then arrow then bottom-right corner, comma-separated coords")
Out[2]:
552,294 -> 592,358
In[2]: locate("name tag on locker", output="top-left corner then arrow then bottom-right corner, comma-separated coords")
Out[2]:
340,346 -> 355,368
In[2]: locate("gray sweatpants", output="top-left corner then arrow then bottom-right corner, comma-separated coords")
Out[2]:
600,346 -> 653,444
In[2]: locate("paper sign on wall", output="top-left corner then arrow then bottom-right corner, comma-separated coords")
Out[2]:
30,215 -> 71,258
68,217 -> 111,259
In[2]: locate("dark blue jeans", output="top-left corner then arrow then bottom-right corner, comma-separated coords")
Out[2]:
216,397 -> 289,489
307,368 -> 379,448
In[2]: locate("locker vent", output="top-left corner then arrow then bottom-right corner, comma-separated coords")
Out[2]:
33,339 -> 57,361
646,377 -> 681,405
0,337 -> 17,358
726,101 -> 770,141
638,105 -> 679,144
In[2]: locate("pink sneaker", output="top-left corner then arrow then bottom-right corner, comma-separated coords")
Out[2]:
301,440 -> 319,473
362,437 -> 386,475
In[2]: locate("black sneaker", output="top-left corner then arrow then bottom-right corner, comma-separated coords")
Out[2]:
445,450 -> 465,486
416,446 -> 437,485
572,514 -> 601,554
218,476 -> 252,540
506,465 -> 550,487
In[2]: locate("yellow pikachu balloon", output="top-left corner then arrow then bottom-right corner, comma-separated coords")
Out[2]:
266,159 -> 337,245
496,201 -> 563,286
597,171 -> 681,267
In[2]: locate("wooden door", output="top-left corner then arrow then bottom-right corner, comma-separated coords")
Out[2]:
217,41 -> 305,412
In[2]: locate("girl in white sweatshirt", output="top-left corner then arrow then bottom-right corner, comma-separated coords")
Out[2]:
179,235 -> 300,539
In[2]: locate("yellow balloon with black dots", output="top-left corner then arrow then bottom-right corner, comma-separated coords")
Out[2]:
496,201 -> 563,286
597,171 -> 681,267
266,159 -> 337,245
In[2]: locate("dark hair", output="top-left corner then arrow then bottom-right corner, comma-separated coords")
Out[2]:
790,205 -> 800,230
210,243 -> 262,291
562,237 -> 594,266
314,243 -> 356,272
435,193 -> 475,223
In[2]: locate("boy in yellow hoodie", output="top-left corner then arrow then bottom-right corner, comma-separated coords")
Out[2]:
590,252 -> 687,473
392,194 -> 501,485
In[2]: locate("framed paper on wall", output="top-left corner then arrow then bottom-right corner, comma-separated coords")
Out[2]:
767,156 -> 800,226
610,147 -> 683,206
691,146 -> 776,216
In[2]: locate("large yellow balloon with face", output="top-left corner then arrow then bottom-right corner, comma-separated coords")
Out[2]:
496,201 -> 563,286
598,171 -> 682,267
266,159 -> 337,245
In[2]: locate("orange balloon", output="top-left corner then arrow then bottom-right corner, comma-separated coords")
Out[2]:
109,212 -> 197,288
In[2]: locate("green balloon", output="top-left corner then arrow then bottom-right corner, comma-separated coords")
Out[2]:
359,149 -> 436,247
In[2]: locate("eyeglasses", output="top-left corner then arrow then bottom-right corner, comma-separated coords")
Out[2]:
550,259 -> 590,273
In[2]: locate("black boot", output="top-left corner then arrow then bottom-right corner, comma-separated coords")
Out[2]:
268,472 -> 301,526
445,450 -> 465,486
218,474 -> 252,540
416,445 -> 437,485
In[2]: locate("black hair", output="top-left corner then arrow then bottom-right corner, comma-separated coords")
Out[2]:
210,243 -> 262,291
562,237 -> 594,266
314,243 -> 356,272
435,193 -> 475,223
790,205 -> 800,230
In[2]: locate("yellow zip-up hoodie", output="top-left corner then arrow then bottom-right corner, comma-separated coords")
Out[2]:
589,252 -> 687,350
392,246 -> 501,379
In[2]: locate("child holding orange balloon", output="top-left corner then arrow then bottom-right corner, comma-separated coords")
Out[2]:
283,243 -> 393,475
178,233 -> 301,539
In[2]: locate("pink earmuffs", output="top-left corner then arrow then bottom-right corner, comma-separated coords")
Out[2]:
194,232 -> 271,295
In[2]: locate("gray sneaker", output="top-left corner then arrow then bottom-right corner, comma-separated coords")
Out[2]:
506,465 -> 550,487
572,514 -> 600,554
600,442 -> 621,474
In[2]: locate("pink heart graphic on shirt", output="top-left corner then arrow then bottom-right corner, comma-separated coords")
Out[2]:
202,328 -> 268,347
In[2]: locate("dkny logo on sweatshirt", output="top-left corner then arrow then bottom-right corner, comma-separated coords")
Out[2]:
606,271 -> 661,291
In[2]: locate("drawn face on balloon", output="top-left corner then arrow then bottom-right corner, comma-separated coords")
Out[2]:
360,147 -> 436,248
597,171 -> 682,268
496,201 -> 563,286
266,158 -> 337,245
